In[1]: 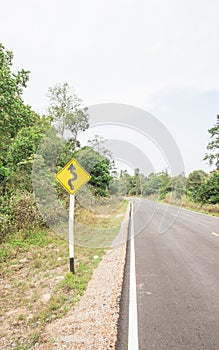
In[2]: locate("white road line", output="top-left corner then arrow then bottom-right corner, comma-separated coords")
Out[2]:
128,202 -> 139,350
212,232 -> 219,237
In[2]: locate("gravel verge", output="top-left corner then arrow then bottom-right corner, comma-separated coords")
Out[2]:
39,203 -> 130,350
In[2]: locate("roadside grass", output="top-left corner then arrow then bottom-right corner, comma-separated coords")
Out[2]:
181,200 -> 219,217
74,199 -> 129,247
162,194 -> 219,217
0,200 -> 128,350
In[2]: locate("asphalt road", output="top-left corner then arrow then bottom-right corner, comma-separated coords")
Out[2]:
116,199 -> 219,350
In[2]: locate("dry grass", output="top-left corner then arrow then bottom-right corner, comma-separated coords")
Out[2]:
0,200 -> 128,350
162,194 -> 219,217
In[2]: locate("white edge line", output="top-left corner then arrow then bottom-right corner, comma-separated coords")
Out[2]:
212,232 -> 219,237
128,202 -> 139,350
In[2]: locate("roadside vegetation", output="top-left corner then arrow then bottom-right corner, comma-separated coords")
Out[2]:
0,41 -> 218,347
109,116 -> 219,214
0,43 -> 128,349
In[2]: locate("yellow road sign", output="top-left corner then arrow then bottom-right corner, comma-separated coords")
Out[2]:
56,158 -> 91,195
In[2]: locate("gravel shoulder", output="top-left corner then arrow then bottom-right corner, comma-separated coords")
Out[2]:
39,203 -> 130,350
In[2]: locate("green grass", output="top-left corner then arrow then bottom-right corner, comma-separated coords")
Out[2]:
0,229 -> 53,263
74,200 -> 129,247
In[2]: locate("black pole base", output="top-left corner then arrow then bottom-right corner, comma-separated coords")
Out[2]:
70,257 -> 75,274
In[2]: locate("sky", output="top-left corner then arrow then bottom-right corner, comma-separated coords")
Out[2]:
1,0 -> 219,175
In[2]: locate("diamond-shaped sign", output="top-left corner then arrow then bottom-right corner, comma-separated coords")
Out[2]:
56,158 -> 91,195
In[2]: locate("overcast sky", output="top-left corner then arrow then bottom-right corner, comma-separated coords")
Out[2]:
1,0 -> 219,174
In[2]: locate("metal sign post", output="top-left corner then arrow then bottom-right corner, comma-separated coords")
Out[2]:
69,194 -> 75,273
55,158 -> 91,274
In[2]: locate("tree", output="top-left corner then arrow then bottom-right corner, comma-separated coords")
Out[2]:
67,107 -> 89,150
47,82 -> 89,147
197,172 -> 219,204
0,43 -> 38,171
89,159 -> 112,196
4,116 -> 52,192
74,146 -> 112,197
172,174 -> 186,200
186,170 -> 208,202
117,170 -> 133,196
158,172 -> 171,200
129,168 -> 143,196
142,173 -> 160,197
88,135 -> 115,171
204,115 -> 219,170
7,126 -> 45,169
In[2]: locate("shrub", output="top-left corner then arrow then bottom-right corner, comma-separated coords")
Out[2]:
0,191 -> 45,243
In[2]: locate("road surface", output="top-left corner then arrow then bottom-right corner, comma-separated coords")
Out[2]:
116,199 -> 219,350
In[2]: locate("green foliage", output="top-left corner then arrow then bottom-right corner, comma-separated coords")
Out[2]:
75,146 -> 112,197
0,43 -> 38,166
35,127 -> 64,170
7,125 -> 45,167
204,115 -> 219,170
142,173 -> 160,196
3,122 -> 51,192
172,174 -> 186,200
117,170 -> 133,196
89,159 -> 112,196
128,168 -> 141,196
0,191 -> 44,243
186,170 -> 208,201
116,170 -> 185,201
158,172 -> 172,200
56,138 -> 76,169
197,171 -> 219,204
31,129 -> 68,227
0,160 -> 8,182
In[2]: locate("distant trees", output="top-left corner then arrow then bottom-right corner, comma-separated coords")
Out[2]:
112,168 -> 218,205
204,115 -> 219,170
114,170 -> 182,200
142,173 -> 160,196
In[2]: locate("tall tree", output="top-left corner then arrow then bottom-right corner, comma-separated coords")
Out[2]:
129,168 -> 142,196
186,170 -> 208,201
118,170 -> 133,196
47,82 -> 89,147
204,115 -> 219,170
158,171 -> 172,200
0,43 -> 38,168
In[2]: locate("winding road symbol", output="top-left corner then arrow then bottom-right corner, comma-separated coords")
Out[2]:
67,164 -> 78,190
55,158 -> 90,195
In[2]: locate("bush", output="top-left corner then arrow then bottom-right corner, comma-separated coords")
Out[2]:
0,191 -> 45,243
197,172 -> 219,204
